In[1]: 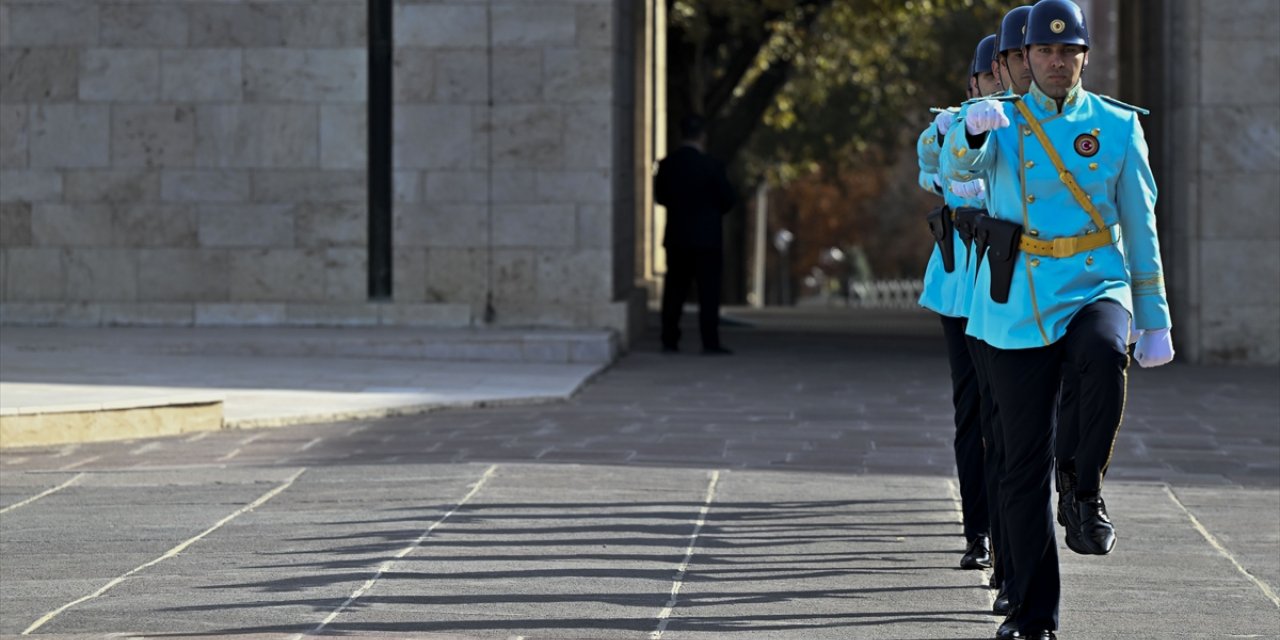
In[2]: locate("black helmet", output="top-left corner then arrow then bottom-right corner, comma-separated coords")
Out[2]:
998,6 -> 1033,54
971,34 -> 998,77
1024,0 -> 1089,49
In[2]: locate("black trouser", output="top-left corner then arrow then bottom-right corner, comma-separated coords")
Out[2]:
939,316 -> 988,543
986,300 -> 1130,632
1055,361 -> 1121,497
968,335 -> 1012,595
1054,365 -> 1080,486
661,248 -> 723,350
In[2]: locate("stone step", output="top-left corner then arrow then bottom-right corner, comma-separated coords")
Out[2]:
0,392 -> 224,449
0,327 -> 612,449
0,326 -> 619,364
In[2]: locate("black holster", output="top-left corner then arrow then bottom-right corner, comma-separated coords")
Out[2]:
926,205 -> 955,273
975,216 -> 1023,304
952,207 -> 986,251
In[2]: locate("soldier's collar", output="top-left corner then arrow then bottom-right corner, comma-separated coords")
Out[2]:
1027,80 -> 1085,115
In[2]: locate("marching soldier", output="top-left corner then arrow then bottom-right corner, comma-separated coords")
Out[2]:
985,2 -> 1099,558
947,6 -> 1037,620
994,6 -> 1034,96
969,34 -> 1003,100
944,1 -> 1174,637
915,33 -> 1003,576
989,2 -> 1088,547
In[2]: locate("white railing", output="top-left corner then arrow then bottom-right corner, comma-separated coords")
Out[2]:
845,279 -> 925,309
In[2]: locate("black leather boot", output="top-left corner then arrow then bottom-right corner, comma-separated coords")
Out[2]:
961,535 -> 993,570
1075,493 -> 1117,555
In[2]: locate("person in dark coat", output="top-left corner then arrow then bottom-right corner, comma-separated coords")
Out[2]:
654,115 -> 737,354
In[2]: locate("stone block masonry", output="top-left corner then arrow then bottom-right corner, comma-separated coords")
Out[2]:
0,0 -> 642,338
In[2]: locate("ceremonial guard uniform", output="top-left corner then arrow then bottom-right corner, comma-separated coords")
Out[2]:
947,6 -> 1038,619
914,34 -> 1002,575
944,1 -> 1175,637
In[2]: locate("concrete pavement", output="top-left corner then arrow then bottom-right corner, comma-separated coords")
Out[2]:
0,308 -> 1277,638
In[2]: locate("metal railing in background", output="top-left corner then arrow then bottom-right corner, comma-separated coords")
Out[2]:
843,279 -> 926,309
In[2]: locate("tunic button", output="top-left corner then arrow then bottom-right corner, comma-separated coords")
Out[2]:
1026,194 -> 1035,203
1023,127 -> 1032,136
1086,256 -> 1095,265
1029,229 -> 1040,237
1030,259 -> 1041,267
1025,161 -> 1035,169
1089,162 -> 1098,171
1092,128 -> 1101,136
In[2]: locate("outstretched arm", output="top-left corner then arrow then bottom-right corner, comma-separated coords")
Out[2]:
916,122 -> 943,195
943,99 -> 1009,180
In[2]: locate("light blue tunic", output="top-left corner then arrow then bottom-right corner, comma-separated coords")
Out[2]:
944,81 -> 1171,349
916,113 -> 982,318
946,97 -> 999,321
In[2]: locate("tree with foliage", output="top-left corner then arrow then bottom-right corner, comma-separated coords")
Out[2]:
666,0 -> 1010,301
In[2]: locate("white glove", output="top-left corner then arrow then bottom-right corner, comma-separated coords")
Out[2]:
964,99 -> 1011,135
1134,327 -> 1175,368
933,110 -> 955,136
949,178 -> 986,200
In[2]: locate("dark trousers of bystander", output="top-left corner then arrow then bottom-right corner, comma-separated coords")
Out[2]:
661,248 -> 724,351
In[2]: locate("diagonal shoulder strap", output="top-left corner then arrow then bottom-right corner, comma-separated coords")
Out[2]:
1014,99 -> 1109,232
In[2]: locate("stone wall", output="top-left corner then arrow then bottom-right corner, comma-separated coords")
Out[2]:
391,0 -> 639,332
1160,0 -> 1280,364
0,0 -> 641,335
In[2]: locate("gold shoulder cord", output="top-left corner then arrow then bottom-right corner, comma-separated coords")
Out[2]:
1013,99 -> 1109,233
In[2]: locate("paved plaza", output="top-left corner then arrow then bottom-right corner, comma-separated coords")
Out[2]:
1,309 -> 1277,638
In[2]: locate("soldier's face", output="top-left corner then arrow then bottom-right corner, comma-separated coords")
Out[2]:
1001,50 -> 1032,95
975,71 -> 1001,96
1027,43 -> 1087,98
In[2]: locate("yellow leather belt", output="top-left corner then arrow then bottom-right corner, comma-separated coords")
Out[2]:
1012,99 -> 1123,260
1019,224 -> 1119,259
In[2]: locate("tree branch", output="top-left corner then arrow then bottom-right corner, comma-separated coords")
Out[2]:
704,0 -> 832,163
703,0 -> 831,119
703,34 -> 767,118
707,58 -> 794,163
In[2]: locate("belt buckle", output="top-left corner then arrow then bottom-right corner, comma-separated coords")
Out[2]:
1052,235 -> 1078,258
